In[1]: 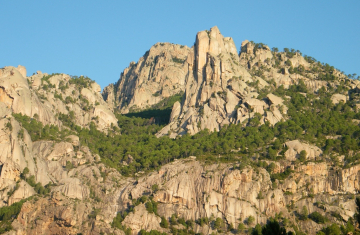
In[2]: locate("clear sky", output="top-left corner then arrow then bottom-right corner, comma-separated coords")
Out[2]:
1,1 -> 359,89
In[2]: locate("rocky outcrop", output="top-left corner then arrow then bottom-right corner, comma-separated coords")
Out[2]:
285,140 -> 323,161
121,204 -> 163,233
331,93 -> 347,104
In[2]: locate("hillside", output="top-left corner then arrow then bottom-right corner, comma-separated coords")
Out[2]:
0,26 -> 360,235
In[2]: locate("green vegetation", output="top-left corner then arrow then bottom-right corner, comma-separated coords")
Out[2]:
196,217 -> 209,226
5,120 -> 12,131
251,219 -> 292,235
316,224 -> 342,235
247,215 -> 255,225
125,92 -> 183,125
309,211 -> 328,224
0,199 -> 29,234
139,230 -> 167,235
20,167 -> 51,195
13,113 -> 74,142
145,200 -> 158,214
41,74 -> 58,90
172,57 -> 185,64
69,75 -> 94,89
271,168 -> 293,182
160,216 -> 168,228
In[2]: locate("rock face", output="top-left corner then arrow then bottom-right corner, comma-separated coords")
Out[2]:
121,204 -> 163,233
0,66 -> 122,229
103,43 -> 191,113
112,157 -> 360,235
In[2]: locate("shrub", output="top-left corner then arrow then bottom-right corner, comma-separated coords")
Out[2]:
309,211 -> 327,224
299,150 -> 307,162
160,216 -> 168,228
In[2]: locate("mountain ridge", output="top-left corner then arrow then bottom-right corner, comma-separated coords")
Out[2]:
0,26 -> 360,235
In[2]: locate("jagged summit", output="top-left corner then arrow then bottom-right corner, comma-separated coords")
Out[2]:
103,26 -> 358,139
156,27 -> 284,138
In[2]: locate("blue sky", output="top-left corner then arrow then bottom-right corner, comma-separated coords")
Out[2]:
1,1 -> 359,89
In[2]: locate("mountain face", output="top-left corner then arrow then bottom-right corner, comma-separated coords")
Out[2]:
1,27 -> 360,235
156,27 -> 355,138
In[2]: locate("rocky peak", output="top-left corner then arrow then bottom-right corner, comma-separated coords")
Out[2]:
195,26 -> 237,75
157,27 -> 286,137
103,42 -> 191,113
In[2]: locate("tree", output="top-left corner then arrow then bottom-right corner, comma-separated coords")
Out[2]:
356,197 -> 360,226
238,222 -> 245,231
170,214 -> 177,225
151,184 -> 159,193
301,206 -> 308,220
262,219 -> 287,235
214,217 -> 223,230
322,224 -> 341,235
160,216 -> 168,228
299,150 -> 307,162
21,167 -> 30,179
309,212 -> 327,224
247,215 -> 255,225
253,224 -> 262,235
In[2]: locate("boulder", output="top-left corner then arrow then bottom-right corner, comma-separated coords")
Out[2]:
285,140 -> 322,161
47,142 -> 74,161
331,93 -> 347,104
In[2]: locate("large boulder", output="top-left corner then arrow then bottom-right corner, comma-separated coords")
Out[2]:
285,140 -> 322,161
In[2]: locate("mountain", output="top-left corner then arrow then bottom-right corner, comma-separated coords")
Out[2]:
0,26 -> 360,235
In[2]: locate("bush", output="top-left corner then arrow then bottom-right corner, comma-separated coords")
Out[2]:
299,150 -> 307,162
238,222 -> 245,231
247,215 -> 255,225
145,200 -> 157,214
